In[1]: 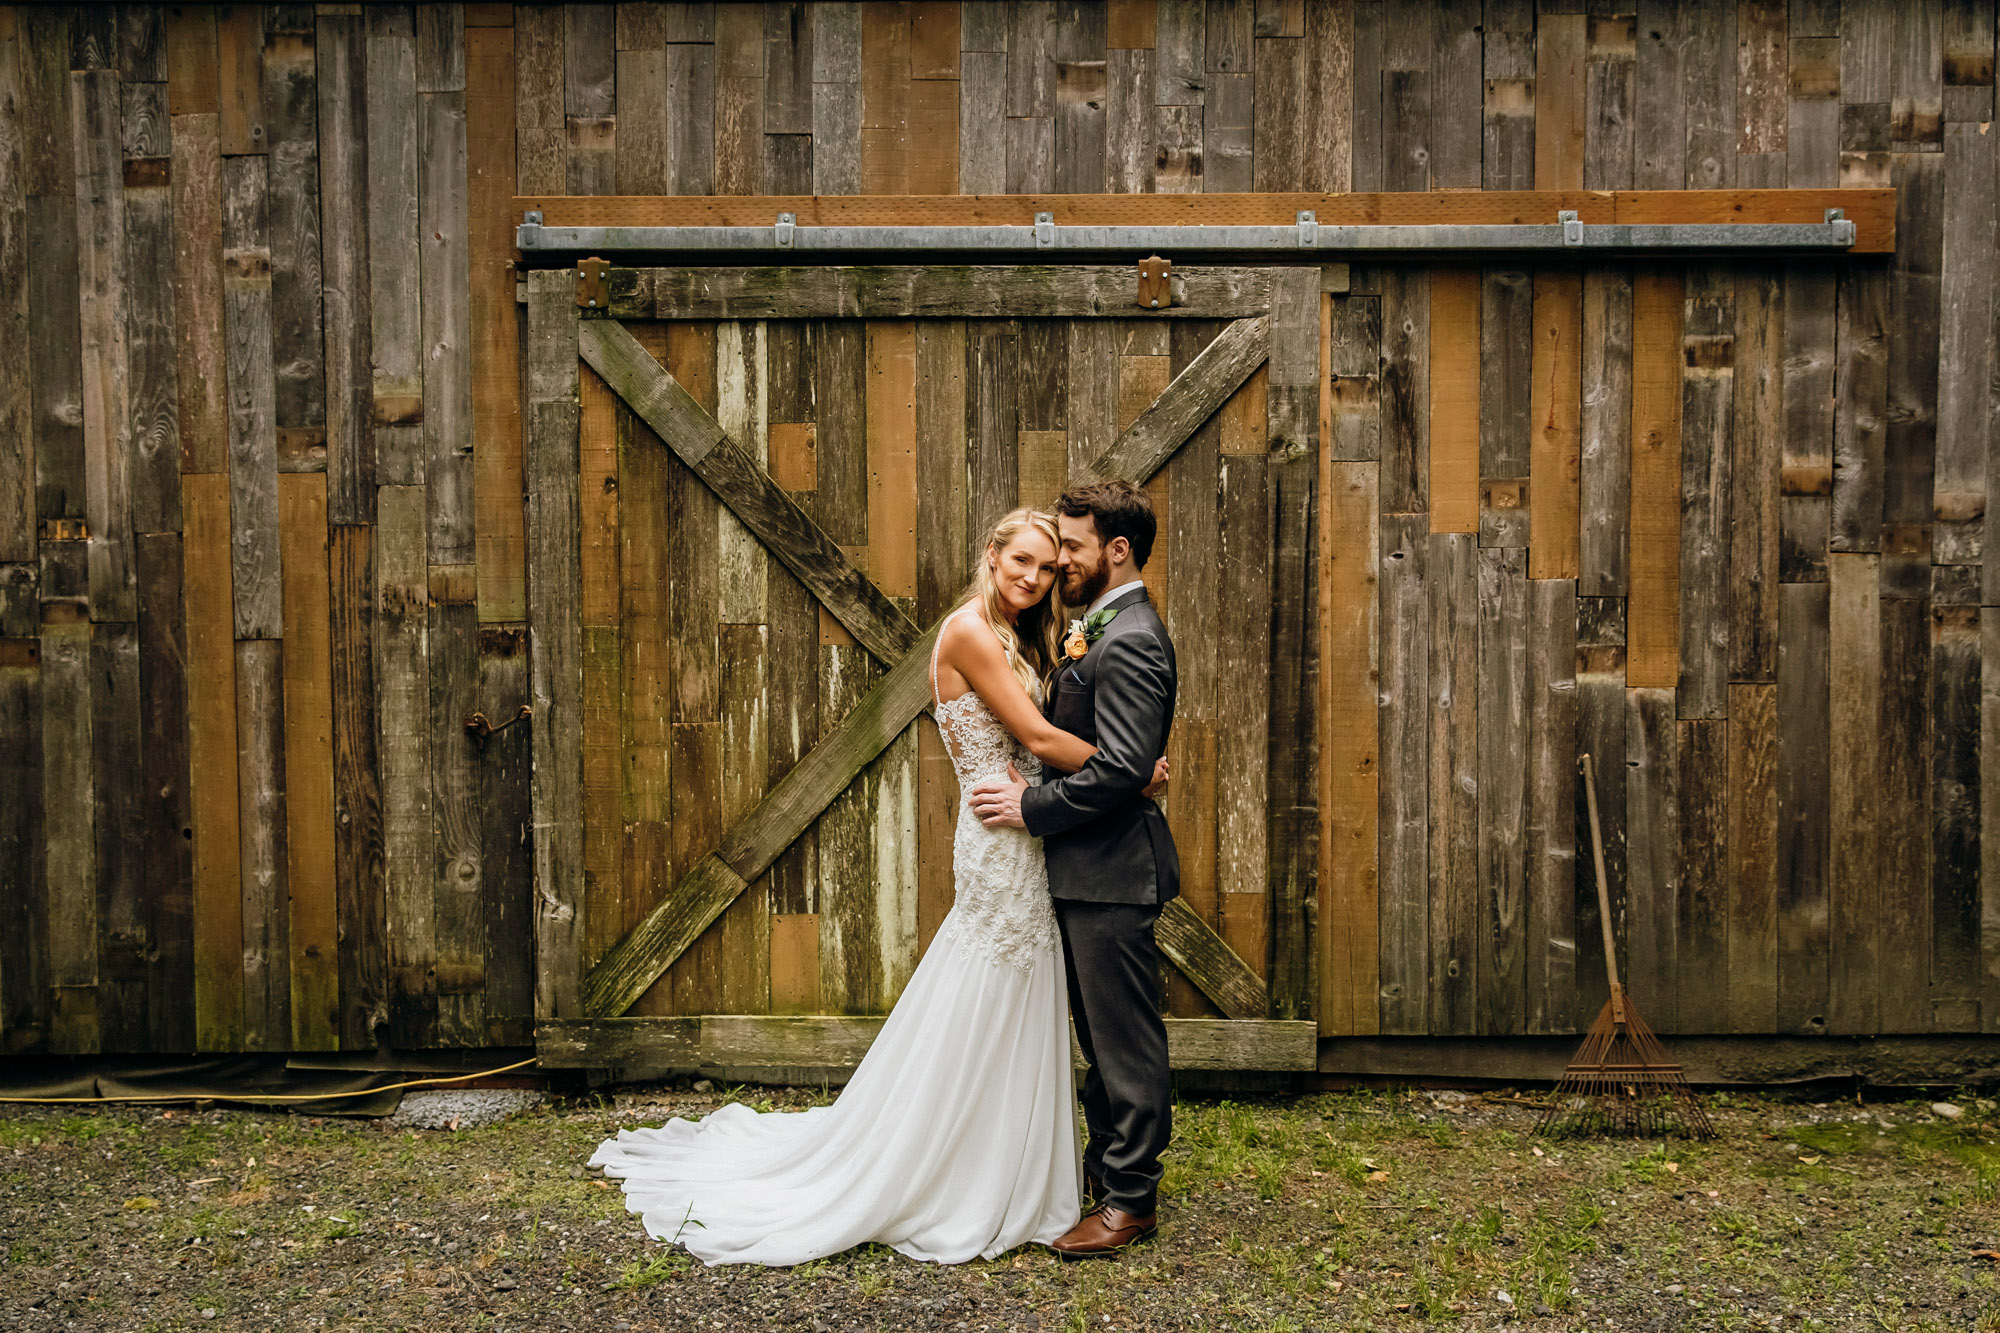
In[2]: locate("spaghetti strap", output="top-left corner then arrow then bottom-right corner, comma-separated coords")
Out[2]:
930,607 -> 956,708
929,625 -> 942,707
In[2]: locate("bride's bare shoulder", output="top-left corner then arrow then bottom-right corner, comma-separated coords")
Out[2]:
939,606 -> 1000,656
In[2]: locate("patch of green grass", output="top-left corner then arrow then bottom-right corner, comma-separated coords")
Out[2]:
55,1114 -> 113,1141
612,1250 -> 690,1290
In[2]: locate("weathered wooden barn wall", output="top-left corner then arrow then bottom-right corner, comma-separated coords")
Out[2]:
0,1 -> 1994,1058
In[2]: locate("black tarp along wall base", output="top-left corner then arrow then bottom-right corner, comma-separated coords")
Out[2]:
0,1052 -> 541,1117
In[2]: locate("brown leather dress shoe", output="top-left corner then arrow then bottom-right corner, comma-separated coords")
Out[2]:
1050,1204 -> 1157,1260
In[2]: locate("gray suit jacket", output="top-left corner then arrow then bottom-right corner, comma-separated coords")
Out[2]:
1020,585 -> 1181,905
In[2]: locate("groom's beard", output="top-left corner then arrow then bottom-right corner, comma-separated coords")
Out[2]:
1061,557 -> 1110,607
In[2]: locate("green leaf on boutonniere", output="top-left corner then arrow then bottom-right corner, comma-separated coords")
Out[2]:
1081,607 -> 1120,643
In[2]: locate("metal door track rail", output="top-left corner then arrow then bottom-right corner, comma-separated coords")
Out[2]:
517,209 -> 1858,255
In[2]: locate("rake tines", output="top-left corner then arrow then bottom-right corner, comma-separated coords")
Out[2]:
1535,984 -> 1715,1141
1535,753 -> 1715,1143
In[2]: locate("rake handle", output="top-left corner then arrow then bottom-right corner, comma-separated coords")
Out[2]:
1581,753 -> 1622,1003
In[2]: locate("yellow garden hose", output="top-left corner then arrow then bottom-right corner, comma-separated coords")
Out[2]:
0,1056 -> 541,1104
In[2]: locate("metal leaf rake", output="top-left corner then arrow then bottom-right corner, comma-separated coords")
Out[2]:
1535,753 -> 1715,1142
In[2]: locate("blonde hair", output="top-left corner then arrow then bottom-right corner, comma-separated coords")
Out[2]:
960,507 -> 1065,701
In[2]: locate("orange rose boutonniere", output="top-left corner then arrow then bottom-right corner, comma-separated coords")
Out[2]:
1064,607 -> 1120,662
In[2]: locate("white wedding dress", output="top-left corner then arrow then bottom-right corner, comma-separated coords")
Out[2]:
587,609 -> 1082,1265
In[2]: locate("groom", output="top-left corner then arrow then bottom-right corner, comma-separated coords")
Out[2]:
969,479 -> 1180,1260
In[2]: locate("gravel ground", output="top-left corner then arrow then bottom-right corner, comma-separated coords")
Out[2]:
383,1091 -> 547,1133
2,1082 -> 1997,1332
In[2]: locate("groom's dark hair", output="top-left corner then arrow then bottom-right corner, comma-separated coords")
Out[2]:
1056,480 -> 1156,570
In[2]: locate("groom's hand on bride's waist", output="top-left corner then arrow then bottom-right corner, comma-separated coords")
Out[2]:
969,762 -> 1029,829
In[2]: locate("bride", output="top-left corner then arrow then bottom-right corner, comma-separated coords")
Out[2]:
587,507 -> 1169,1266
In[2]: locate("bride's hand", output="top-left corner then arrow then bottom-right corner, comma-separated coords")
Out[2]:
1142,756 -> 1170,800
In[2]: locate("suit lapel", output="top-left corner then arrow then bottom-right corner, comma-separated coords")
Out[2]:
1074,585 -> 1151,675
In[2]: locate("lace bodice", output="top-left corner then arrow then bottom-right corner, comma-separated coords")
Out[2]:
929,611 -> 1060,970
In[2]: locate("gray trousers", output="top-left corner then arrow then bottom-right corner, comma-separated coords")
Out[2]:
1055,898 -> 1173,1216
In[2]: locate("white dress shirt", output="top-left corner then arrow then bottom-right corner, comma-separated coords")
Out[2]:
1085,578 -> 1146,618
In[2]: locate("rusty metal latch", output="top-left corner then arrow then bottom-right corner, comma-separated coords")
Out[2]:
576,257 -> 609,310
1137,256 -> 1171,309
465,704 -> 531,745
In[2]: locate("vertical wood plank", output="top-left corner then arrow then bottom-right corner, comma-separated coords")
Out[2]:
470,23 -> 523,622
1777,580 -> 1830,1033
367,8 -> 424,487
1243,40 -> 1293,191
216,2 -> 266,155
617,335 -> 675,1016
1731,266 -> 1783,680
1427,267 -> 1479,535
1055,6 -> 1107,194
564,5 -> 616,194
1477,546 -> 1528,1035
1936,120 -> 1994,569
1831,264 -> 1887,556
526,269 -> 582,1021
1725,680 -> 1779,1032
1682,0 -> 1737,188
0,619 -> 47,1051
1381,68 -> 1431,192
1678,266 -> 1733,719
1535,12 -> 1587,188
1300,0 -> 1353,191
184,472 -> 242,1050
170,110 -> 225,479
317,10 -> 375,526
1482,0 -> 1535,189
1932,597 -> 1981,1029
91,618 -> 144,1051
120,84 -> 180,540
1628,269 -> 1684,690
716,321 -> 771,623
1529,269 -> 1582,579
1826,550 -> 1880,1032
421,69 -> 473,570
134,533 -> 193,1052
865,321 -> 918,602
1426,531 -> 1477,1034
1479,266 -> 1531,548
719,622 -> 773,1014
1878,594 -> 1932,1031
1584,14 -> 1636,189
377,484 -> 434,1046
478,624 -> 533,1045
73,69 -> 136,623
279,474 -> 338,1051
1217,448 -> 1269,964
43,614 -> 98,1053
1882,151 -> 1942,599
1781,265 -> 1835,582
1580,267 -> 1633,595
1378,266 -> 1429,516
1525,578 -> 1577,1034
1632,0 -> 1684,188
514,4 -> 564,194
1377,511 -> 1429,1034
1625,686 -> 1679,1028
813,2 -> 863,193
222,155 -> 282,642
1320,452 -> 1378,1034
264,17 -> 325,463
234,635 -> 290,1050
